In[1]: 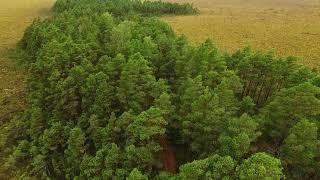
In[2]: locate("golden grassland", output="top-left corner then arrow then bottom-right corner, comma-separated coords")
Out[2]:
162,0 -> 320,67
0,0 -> 54,124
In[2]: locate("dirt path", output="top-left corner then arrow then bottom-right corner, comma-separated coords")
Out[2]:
0,0 -> 55,124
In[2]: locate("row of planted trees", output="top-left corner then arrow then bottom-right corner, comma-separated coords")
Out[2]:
0,0 -> 319,179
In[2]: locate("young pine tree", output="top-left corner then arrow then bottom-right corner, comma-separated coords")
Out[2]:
280,119 -> 320,179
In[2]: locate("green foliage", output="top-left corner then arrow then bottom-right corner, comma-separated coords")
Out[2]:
218,114 -> 259,159
225,48 -> 298,106
179,76 -> 225,156
127,107 -> 167,142
117,53 -> 164,113
80,143 -> 122,179
236,152 -> 284,180
262,82 -> 320,142
1,0 -> 319,179
177,154 -> 236,180
239,96 -> 256,115
65,127 -> 86,178
53,0 -> 199,16
127,168 -> 148,180
280,119 -> 320,179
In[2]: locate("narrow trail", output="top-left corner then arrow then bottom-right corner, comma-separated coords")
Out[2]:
0,0 -> 54,124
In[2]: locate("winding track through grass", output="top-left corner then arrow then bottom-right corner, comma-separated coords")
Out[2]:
0,0 -> 54,124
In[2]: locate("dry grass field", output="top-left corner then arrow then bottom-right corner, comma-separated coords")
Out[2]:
163,0 -> 320,67
0,0 -> 54,124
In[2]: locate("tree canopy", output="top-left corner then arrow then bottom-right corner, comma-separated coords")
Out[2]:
0,0 -> 319,179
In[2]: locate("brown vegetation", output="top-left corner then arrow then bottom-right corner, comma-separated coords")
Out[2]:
162,0 -> 320,67
0,0 -> 54,128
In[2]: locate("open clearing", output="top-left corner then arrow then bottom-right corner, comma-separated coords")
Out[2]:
0,0 -> 54,124
163,0 -> 320,67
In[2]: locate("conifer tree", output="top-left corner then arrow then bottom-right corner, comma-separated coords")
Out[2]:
218,113 -> 259,159
65,127 -> 86,178
280,119 -> 320,179
2,0 -> 320,178
117,53 -> 163,113
262,82 -> 320,143
236,152 -> 284,180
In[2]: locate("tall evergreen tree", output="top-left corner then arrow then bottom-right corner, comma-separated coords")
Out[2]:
236,152 -> 284,180
218,113 -> 259,159
280,119 -> 320,179
117,53 -> 166,113
65,127 -> 86,178
262,82 -> 320,143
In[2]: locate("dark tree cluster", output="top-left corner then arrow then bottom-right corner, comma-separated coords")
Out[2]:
0,0 -> 319,179
53,0 -> 199,16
